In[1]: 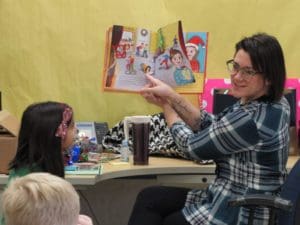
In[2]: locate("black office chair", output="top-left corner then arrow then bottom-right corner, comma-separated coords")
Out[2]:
228,159 -> 300,225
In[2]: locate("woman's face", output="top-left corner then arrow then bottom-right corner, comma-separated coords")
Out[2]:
230,49 -> 269,103
62,120 -> 76,150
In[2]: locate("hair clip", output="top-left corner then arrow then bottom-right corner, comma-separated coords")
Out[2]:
55,106 -> 73,140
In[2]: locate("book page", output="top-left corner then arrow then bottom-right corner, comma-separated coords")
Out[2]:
150,21 -> 195,88
103,25 -> 152,92
175,31 -> 208,93
102,22 -> 207,93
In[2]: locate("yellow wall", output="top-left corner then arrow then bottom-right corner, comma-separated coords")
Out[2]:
1,0 -> 299,126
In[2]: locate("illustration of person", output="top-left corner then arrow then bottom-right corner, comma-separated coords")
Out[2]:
125,41 -> 131,53
142,43 -> 148,58
115,44 -> 127,58
169,48 -> 195,86
125,55 -> 136,74
185,36 -> 205,72
136,43 -> 144,56
159,54 -> 170,69
140,63 -> 151,73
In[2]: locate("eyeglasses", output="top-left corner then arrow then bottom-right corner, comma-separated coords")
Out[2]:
226,59 -> 261,79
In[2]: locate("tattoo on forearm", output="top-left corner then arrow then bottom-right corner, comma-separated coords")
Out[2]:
171,97 -> 192,115
169,96 -> 201,130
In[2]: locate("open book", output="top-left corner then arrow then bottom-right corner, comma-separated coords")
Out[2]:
102,21 -> 207,93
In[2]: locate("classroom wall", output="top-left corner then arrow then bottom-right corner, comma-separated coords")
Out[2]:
1,0 -> 300,126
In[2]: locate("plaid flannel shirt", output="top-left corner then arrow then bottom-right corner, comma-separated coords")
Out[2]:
170,97 -> 290,225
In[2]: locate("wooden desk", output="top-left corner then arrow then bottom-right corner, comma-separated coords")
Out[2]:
0,156 -> 214,186
3,157 -> 215,186
1,156 -> 298,186
1,156 -> 299,225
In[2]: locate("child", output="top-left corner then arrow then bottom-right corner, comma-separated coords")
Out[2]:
169,48 -> 195,86
1,172 -> 93,225
1,101 -> 93,225
8,101 -> 76,180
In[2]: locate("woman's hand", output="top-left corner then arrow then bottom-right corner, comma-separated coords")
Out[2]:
141,73 -> 201,130
140,74 -> 175,107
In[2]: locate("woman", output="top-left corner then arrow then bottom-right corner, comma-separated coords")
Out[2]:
128,33 -> 290,225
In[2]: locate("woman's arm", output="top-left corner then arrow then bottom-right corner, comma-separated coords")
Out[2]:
166,91 -> 201,131
141,74 -> 201,131
171,107 -> 260,160
162,103 -> 181,127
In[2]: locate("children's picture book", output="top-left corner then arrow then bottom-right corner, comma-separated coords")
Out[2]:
102,21 -> 208,93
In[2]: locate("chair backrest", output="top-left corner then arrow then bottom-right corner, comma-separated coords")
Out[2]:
278,159 -> 300,225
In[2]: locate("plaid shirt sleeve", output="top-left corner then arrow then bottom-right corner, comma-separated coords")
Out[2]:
170,100 -> 289,161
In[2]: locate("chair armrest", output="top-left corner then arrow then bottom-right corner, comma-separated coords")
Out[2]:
228,194 -> 293,211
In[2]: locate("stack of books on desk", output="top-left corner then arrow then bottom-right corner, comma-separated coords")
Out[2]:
65,163 -> 102,175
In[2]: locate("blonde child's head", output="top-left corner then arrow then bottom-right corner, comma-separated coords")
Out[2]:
1,172 -> 80,225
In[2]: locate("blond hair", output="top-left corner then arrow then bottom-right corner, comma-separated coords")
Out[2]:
1,172 -> 80,225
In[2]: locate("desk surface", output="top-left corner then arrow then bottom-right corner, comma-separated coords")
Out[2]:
0,156 -> 299,186
64,157 -> 215,185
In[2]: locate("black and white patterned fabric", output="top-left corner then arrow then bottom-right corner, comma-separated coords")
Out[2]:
102,113 -> 190,159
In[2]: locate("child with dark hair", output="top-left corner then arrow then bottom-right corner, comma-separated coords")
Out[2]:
1,101 -> 93,225
8,101 -> 76,179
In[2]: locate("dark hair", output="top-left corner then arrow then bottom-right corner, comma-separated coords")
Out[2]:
169,48 -> 183,59
9,101 -> 74,178
235,33 -> 286,102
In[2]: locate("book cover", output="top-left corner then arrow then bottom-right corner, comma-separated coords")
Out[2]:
103,21 -> 206,93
